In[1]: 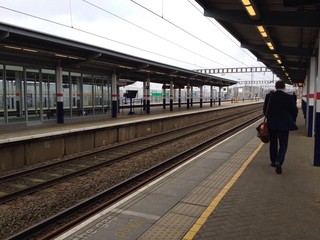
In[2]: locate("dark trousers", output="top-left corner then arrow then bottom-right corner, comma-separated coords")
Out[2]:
269,130 -> 289,166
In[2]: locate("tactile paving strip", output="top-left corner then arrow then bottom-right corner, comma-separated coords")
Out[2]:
137,212 -> 195,240
170,202 -> 206,218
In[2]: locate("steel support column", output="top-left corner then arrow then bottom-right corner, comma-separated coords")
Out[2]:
187,82 -> 190,109
218,87 -> 222,106
178,88 -> 181,108
143,80 -> 146,111
314,34 -> 320,166
307,57 -> 316,137
56,65 -> 64,123
170,80 -> 173,111
111,73 -> 117,118
210,85 -> 213,107
162,84 -> 166,109
200,86 -> 203,108
146,76 -> 150,114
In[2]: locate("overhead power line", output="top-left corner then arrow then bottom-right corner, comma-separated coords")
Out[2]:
131,0 -> 261,67
187,0 -> 260,65
0,0 -> 267,77
130,0 -> 237,65
82,0 -> 224,67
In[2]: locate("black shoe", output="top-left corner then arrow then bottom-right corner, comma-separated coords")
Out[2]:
275,164 -> 282,174
271,162 -> 276,167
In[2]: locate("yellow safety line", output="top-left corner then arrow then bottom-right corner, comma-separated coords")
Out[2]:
183,142 -> 264,240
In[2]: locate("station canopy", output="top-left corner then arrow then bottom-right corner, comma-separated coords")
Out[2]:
195,0 -> 320,84
0,22 -> 236,88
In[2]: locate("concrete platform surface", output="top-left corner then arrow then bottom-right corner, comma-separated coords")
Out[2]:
191,109 -> 320,240
55,102 -> 263,240
55,107 -> 319,240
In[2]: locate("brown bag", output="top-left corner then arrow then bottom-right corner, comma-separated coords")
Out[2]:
256,122 -> 270,143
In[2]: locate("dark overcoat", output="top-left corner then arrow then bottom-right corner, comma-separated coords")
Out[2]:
263,90 -> 298,131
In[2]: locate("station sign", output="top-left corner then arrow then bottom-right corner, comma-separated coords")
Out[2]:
151,92 -> 162,97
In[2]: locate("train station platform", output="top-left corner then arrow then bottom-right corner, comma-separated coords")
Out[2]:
0,100 -> 255,143
54,106 -> 320,240
190,110 -> 320,240
0,100 -> 262,172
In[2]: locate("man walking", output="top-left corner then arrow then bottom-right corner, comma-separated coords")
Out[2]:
263,80 -> 298,174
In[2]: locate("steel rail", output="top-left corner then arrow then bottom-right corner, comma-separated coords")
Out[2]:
7,114 -> 263,240
0,107 -> 261,205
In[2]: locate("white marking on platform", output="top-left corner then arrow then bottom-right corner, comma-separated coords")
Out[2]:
111,208 -> 160,220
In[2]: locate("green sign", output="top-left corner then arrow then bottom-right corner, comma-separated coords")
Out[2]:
151,92 -> 162,96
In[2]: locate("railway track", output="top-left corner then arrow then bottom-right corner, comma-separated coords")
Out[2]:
0,106 -> 261,205
3,107 -> 263,239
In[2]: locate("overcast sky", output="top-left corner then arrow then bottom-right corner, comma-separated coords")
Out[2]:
0,0 -> 278,85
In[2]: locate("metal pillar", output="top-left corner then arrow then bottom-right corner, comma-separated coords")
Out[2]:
56,65 -> 64,123
187,82 -> 190,109
170,80 -> 173,111
15,70 -> 22,118
210,85 -> 213,107
111,73 -> 117,118
302,75 -> 307,120
190,86 -> 193,107
307,57 -> 316,137
146,76 -> 150,114
178,88 -> 181,108
200,86 -> 203,108
314,34 -> 320,166
143,80 -> 146,111
162,84 -> 166,109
